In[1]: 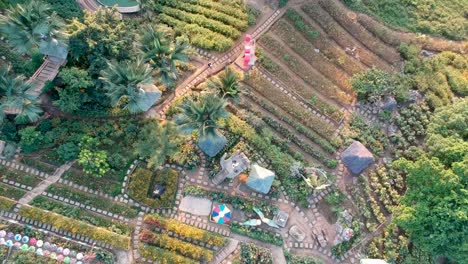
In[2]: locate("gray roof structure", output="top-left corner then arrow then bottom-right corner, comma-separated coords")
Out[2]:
341,141 -> 374,174
212,151 -> 250,185
246,164 -> 275,194
198,131 -> 227,158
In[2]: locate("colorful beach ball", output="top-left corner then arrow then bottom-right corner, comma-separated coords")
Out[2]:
20,244 -> 28,251
21,235 -> 29,244
29,238 -> 37,246
0,238 -> 5,245
211,204 -> 232,224
57,254 -> 64,262
6,240 -> 13,247
57,246 -> 63,253
50,244 -> 57,252
43,242 -> 50,250
13,242 -> 21,249
14,234 -> 21,241
76,253 -> 84,260
36,248 -> 44,256
63,248 -> 70,256
50,252 -> 57,259
0,230 -> 6,237
64,256 -> 71,264
36,240 -> 43,248
28,246 -> 35,252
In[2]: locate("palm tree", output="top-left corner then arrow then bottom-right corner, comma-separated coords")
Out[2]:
0,66 -> 42,124
175,94 -> 229,138
99,59 -> 160,114
175,94 -> 229,157
208,67 -> 242,104
134,120 -> 180,169
138,25 -> 189,88
0,0 -> 66,55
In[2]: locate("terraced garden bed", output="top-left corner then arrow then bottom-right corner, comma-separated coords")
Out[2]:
45,185 -> 139,218
0,183 -> 26,200
258,34 -> 353,106
243,70 -> 336,139
0,165 -> 42,187
62,166 -> 123,197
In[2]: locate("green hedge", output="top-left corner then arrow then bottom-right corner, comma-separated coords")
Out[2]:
0,196 -> 16,211
19,206 -> 130,249
128,168 -> 178,209
139,243 -> 198,264
231,223 -> 283,246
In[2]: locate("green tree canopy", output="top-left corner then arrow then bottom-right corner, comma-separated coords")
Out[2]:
0,0 -> 66,55
133,120 -> 180,169
208,67 -> 242,104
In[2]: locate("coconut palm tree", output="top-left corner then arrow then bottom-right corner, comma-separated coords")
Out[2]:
99,59 -> 161,114
208,67 -> 243,104
138,25 -> 189,88
175,94 -> 229,157
175,94 -> 229,138
0,66 -> 42,124
0,0 -> 66,55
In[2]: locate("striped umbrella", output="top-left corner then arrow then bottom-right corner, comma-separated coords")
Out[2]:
211,204 -> 231,224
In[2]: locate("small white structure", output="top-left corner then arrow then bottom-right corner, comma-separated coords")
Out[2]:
360,259 -> 388,264
246,164 -> 275,194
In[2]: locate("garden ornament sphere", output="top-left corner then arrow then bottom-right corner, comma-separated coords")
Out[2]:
43,242 -> 51,250
0,238 -> 5,245
57,246 -> 64,253
43,250 -> 51,257
36,239 -> 43,247
28,246 -> 35,252
76,252 -> 84,260
36,248 -> 44,256
6,232 -> 14,239
51,252 -> 57,259
6,240 -> 13,247
0,230 -> 6,237
21,235 -> 29,243
64,256 -> 71,263
14,234 -> 21,241
29,237 -> 37,246
20,244 -> 28,251
13,242 -> 21,249
63,248 -> 70,256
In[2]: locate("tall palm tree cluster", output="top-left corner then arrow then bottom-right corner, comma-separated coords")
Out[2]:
0,66 -> 42,125
99,24 -> 190,114
0,0 -> 66,55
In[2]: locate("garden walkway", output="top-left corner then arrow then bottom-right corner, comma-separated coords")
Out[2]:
17,161 -> 73,205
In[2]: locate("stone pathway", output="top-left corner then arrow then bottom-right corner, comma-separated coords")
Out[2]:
17,161 -> 73,206
131,212 -> 145,261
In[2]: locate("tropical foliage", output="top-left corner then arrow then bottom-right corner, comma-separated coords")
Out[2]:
208,67 -> 242,104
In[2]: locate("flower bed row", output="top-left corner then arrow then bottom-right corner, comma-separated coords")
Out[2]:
18,206 -> 130,249
268,22 -> 352,92
0,165 -> 42,187
180,0 -> 248,20
317,0 -> 400,65
241,106 -> 337,168
183,185 -> 279,218
300,3 -> 391,71
282,11 -> 365,75
158,14 -> 233,51
243,93 -> 339,152
256,48 -> 344,121
144,214 -> 227,247
31,196 -> 132,235
344,114 -> 389,156
368,166 -> 401,213
159,6 -> 241,39
258,34 -> 352,106
140,229 -> 213,261
225,115 -> 311,206
244,70 -> 336,139
61,168 -> 122,197
231,223 -> 283,246
0,183 -> 26,200
46,185 -> 139,218
139,243 -> 197,264
0,196 -> 16,211
161,0 -> 248,31
128,168 -> 178,209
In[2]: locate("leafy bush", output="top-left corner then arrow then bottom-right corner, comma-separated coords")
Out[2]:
231,223 -> 283,246
169,141 -> 200,169
140,229 -> 213,261
19,206 -> 130,249
344,114 -> 389,156
56,142 -> 79,161
144,214 -> 227,247
44,0 -> 83,20
128,168 -> 179,209
241,243 -> 272,264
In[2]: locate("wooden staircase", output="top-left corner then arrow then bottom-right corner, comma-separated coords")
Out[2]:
27,56 -> 64,96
